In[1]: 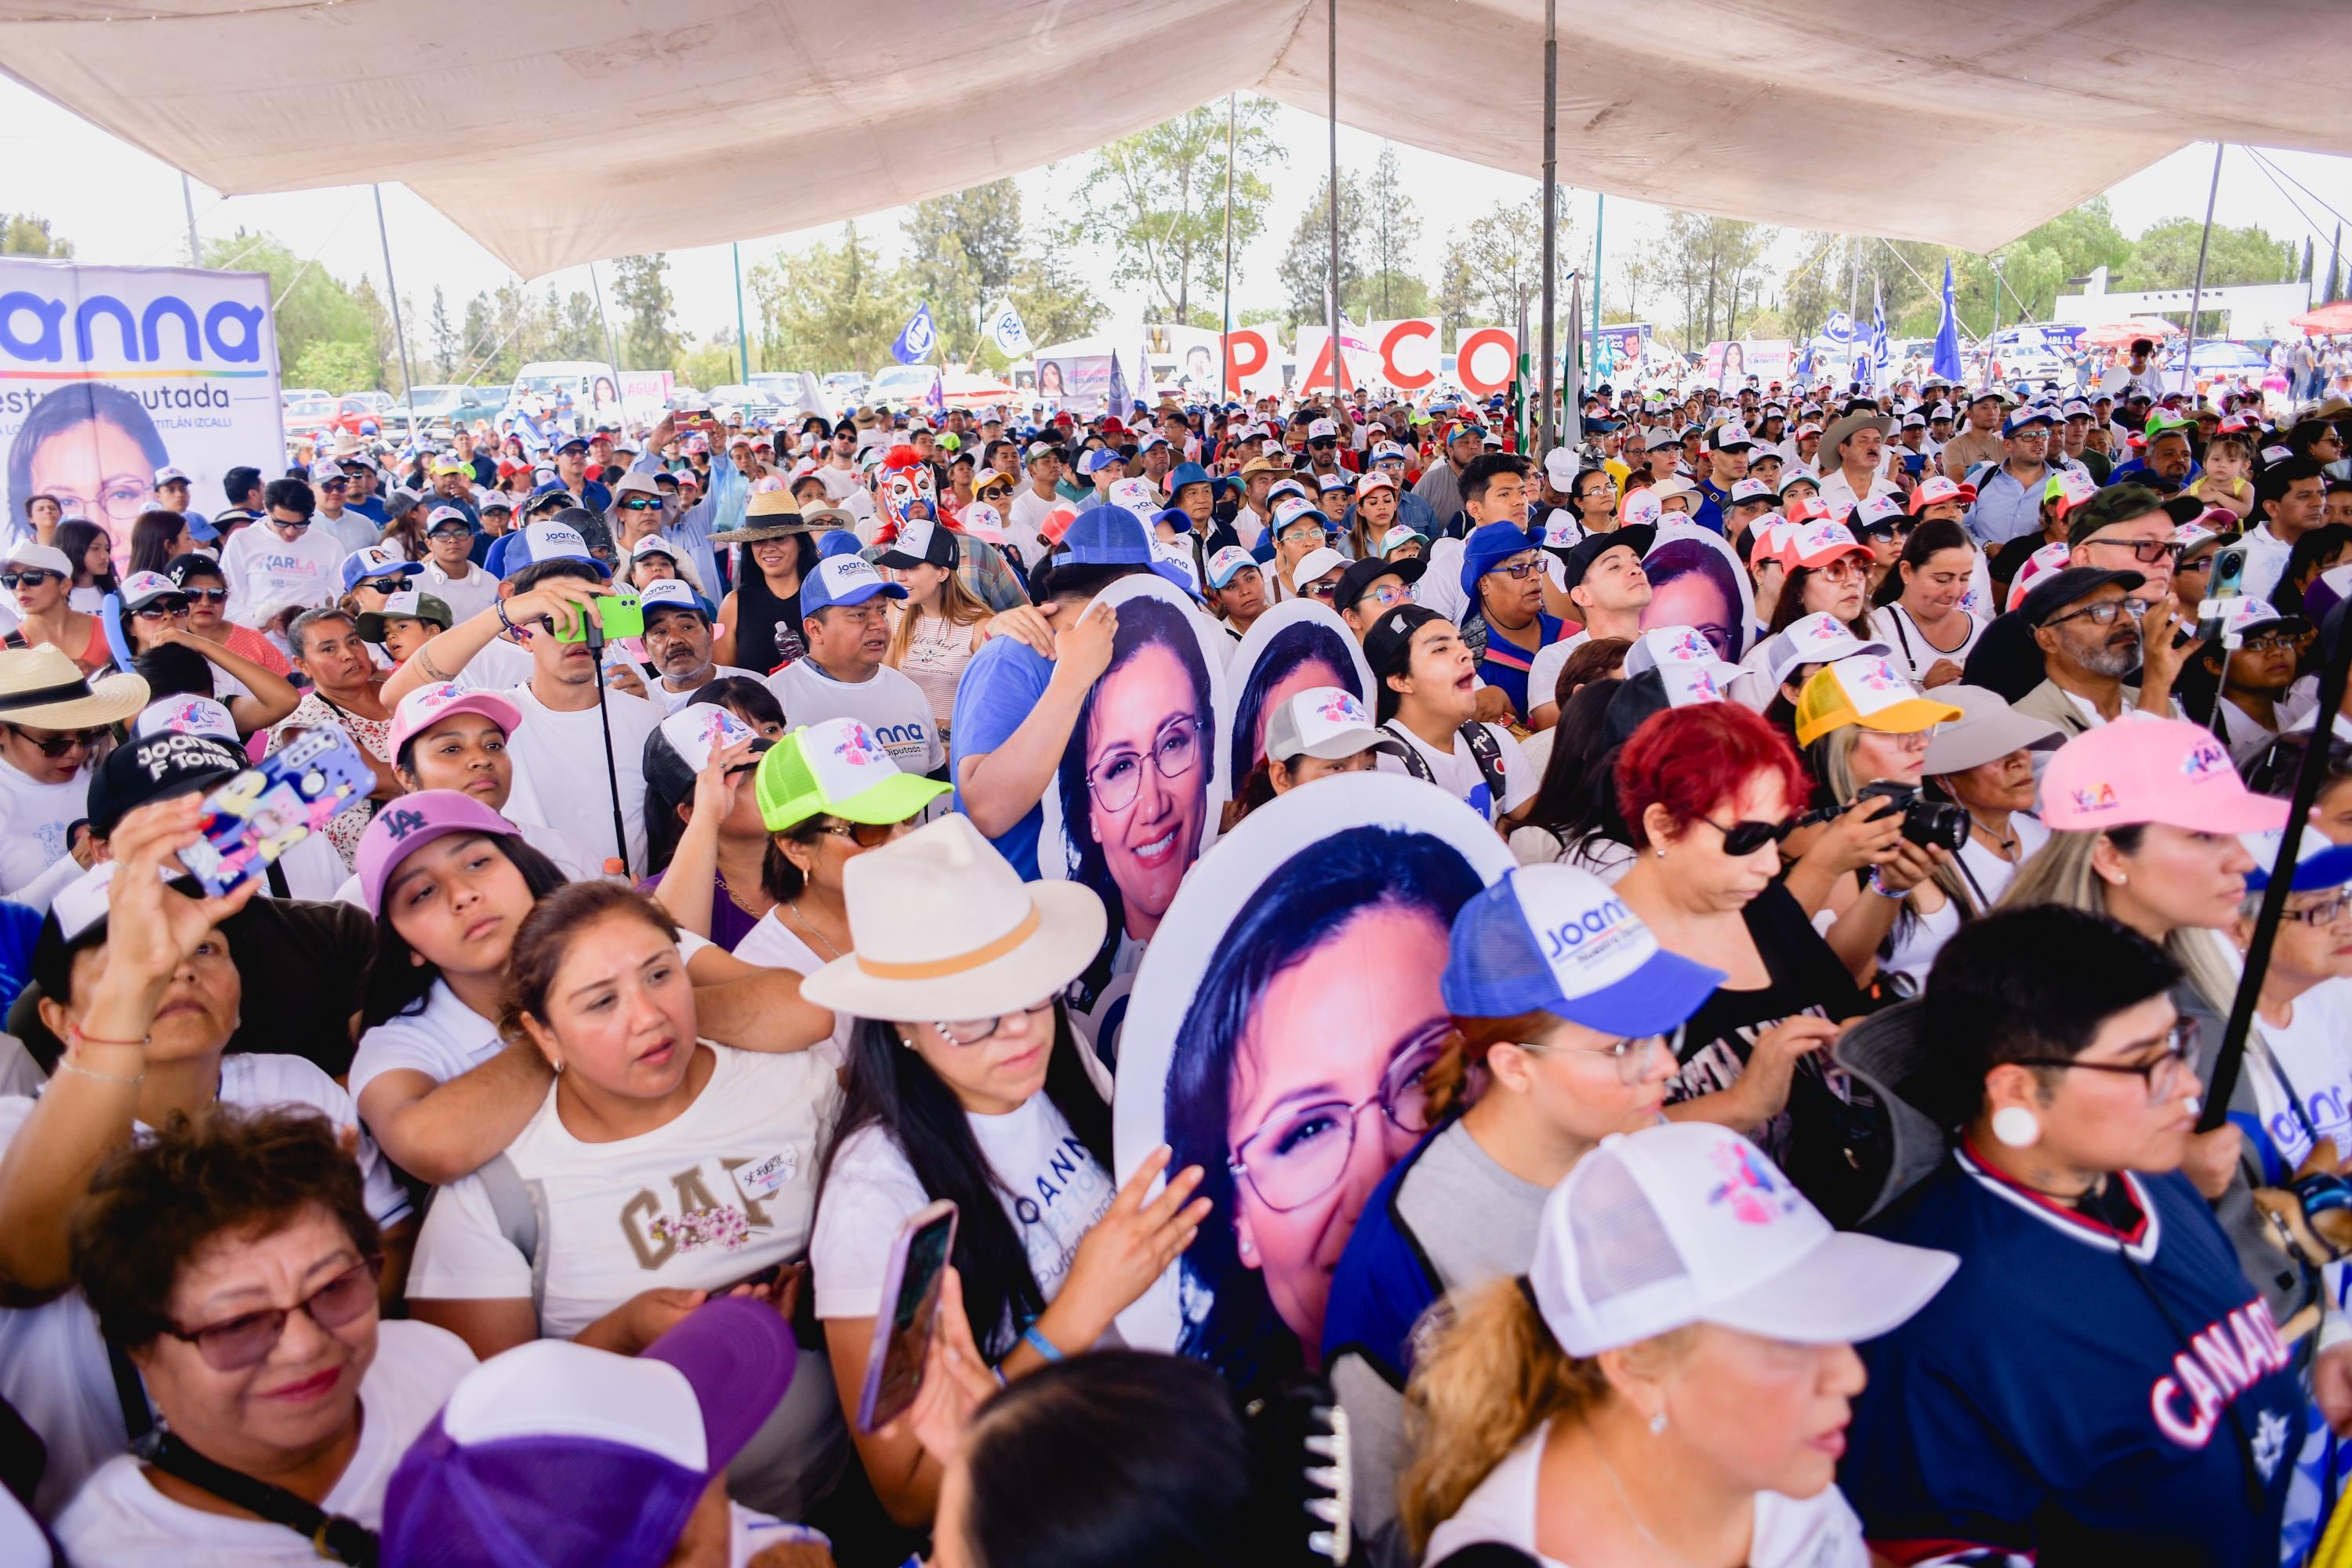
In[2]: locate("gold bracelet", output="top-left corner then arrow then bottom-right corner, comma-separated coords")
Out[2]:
56,1059 -> 143,1087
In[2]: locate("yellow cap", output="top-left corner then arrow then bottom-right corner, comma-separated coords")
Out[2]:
1793,654 -> 1963,748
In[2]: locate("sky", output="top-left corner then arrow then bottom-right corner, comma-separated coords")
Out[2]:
5,78 -> 2351,369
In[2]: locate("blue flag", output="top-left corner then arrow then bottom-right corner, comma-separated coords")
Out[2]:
1932,257 -> 1965,382
1105,350 -> 1131,419
889,303 -> 938,365
1867,281 -> 1889,389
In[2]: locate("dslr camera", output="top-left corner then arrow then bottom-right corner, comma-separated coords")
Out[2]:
1855,781 -> 1969,855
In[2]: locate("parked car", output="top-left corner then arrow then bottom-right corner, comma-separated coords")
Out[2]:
821,370 -> 869,402
282,391 -> 336,445
403,384 -> 503,439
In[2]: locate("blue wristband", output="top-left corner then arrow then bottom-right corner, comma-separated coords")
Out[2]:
1020,1325 -> 1065,1363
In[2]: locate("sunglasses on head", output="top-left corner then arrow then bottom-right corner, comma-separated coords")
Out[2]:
0,570 -> 58,589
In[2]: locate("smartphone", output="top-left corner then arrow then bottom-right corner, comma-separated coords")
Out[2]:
676,408 -> 717,436
554,593 -> 644,643
178,728 -> 372,895
855,1200 -> 958,1435
2197,542 -> 2251,643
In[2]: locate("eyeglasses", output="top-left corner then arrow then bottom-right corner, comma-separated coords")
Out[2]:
0,570 -> 59,589
2285,892 -> 2352,927
10,725 -> 110,756
2013,1020 -> 2198,1105
319,480 -> 350,493
2238,630 -> 2309,656
813,819 -> 898,849
2085,537 -> 2185,565
1277,524 -> 1327,544
1519,1024 -> 1686,1085
1229,1025 -> 1445,1212
163,1254 -> 381,1372
181,586 -> 230,604
1303,579 -> 1340,601
1486,558 -> 1544,580
1085,714 -> 1202,811
2045,597 -> 2148,630
936,996 -> 1057,1047
1700,814 -> 1796,856
353,578 -> 405,596
1355,583 -> 1414,610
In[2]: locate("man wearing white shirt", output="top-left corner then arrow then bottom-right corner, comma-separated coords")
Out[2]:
217,477 -> 345,630
764,557 -> 946,778
637,579 -> 760,712
310,459 -> 382,556
419,506 -> 499,623
1007,441 -> 1069,564
1813,410 -> 1900,519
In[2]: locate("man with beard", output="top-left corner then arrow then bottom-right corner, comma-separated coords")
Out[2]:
2014,567 -> 2190,743
763,557 -> 945,777
635,579 -> 761,712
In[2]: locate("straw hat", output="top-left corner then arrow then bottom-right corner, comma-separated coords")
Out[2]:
710,487 -> 818,544
798,814 -> 1105,1022
0,645 -> 149,731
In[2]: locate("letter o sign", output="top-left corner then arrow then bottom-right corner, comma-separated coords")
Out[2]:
1457,328 -> 1517,397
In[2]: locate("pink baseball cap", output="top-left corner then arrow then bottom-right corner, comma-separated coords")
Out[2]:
358,789 -> 521,913
2041,718 -> 2289,835
390,681 -> 524,760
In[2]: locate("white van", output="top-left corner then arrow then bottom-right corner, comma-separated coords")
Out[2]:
506,361 -> 625,434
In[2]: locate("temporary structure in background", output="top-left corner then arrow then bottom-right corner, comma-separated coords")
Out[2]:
2292,302 -> 2352,335
2,2 -> 2349,279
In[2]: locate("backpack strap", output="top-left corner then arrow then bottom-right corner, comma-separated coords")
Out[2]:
140,1431 -> 378,1565
1456,721 -> 1508,804
476,1152 -> 550,1320
1381,722 -> 1436,784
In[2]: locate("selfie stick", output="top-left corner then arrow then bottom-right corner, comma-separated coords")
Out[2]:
581,608 -> 631,873
2201,593 -> 2352,1131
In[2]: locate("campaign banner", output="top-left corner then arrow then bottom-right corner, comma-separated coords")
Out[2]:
1034,352 -> 1116,412
619,369 -> 673,421
1702,338 -> 1795,392
1454,325 -> 1519,397
1595,323 -> 1653,378
0,260 -> 280,540
1219,328 -> 1287,398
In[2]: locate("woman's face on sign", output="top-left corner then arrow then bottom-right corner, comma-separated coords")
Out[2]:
1224,902 -> 1450,1354
28,419 -> 151,533
1247,655 -> 1348,777
1641,568 -> 1737,662
1082,641 -> 1207,941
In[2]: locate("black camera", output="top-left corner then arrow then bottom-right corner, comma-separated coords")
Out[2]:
1856,780 -> 1969,854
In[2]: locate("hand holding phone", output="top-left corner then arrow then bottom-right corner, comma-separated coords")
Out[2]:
856,1200 -> 958,1435
179,728 -> 372,895
555,593 -> 645,643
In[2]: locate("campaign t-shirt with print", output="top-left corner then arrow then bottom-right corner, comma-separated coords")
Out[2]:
218,524 -> 345,627
764,657 -> 946,777
0,757 -> 88,896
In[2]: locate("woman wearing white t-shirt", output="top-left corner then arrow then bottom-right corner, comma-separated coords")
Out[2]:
54,1105 -> 474,1566
0,807 -> 412,1521
0,648 -> 148,897
1922,686 -> 2059,913
405,881 -> 847,1521
801,814 -> 1212,1529
1402,1124 -> 1953,1568
1864,520 -> 1983,689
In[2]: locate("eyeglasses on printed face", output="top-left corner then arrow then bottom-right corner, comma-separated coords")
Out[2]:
0,570 -> 60,589
2012,1019 -> 2198,1105
1229,1023 -> 1446,1212
165,1254 -> 382,1372
935,996 -> 1057,1047
1084,714 -> 1202,811
10,724 -> 110,757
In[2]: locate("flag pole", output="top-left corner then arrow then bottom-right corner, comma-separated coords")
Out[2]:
1222,93 -> 1236,405
1538,0 -> 1557,454
1327,0 -> 1342,407
2181,143 -> 2227,397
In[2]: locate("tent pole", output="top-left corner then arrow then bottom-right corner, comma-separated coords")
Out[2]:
1327,0 -> 1341,407
2182,143 -> 2226,394
181,173 -> 201,268
1591,194 -> 1605,388
733,242 -> 751,380
372,185 -> 419,440
1222,93 -> 1236,405
589,263 -> 623,394
1538,0 -> 1556,454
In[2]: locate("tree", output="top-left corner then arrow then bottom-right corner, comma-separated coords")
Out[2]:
1364,146 -> 1422,319
612,253 -> 681,371
289,340 -> 377,395
1066,98 -> 1283,321
0,213 -> 72,259
1641,212 -> 1773,346
1003,244 -> 1103,357
1278,172 -> 1367,330
902,179 -> 1025,360
2121,217 -> 2299,292
748,220 -> 913,375
677,335 -> 739,390
426,287 -> 459,379
1445,191 -> 1570,331
202,228 -> 373,383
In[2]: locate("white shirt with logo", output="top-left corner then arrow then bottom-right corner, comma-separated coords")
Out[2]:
764,659 -> 946,775
218,525 -> 345,627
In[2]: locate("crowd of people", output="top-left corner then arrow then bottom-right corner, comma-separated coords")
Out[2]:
2,358 -> 2352,1568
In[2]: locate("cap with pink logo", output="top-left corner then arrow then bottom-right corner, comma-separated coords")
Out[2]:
1784,519 -> 1872,570
1622,625 -> 1737,681
1755,613 -> 1893,691
1107,477 -> 1158,516
1529,1122 -> 1955,1356
388,682 -> 524,759
2004,539 -> 2075,612
960,501 -> 1007,544
657,703 -> 760,775
132,695 -> 238,746
1262,685 -> 1406,765
2041,717 -> 2290,834
1620,488 -> 1664,529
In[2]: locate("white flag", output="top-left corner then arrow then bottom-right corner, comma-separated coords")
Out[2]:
985,300 -> 1034,358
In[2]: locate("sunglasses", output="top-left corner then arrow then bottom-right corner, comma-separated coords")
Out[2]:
10,724 -> 111,756
1303,580 -> 1339,600
180,586 -> 230,604
319,480 -> 349,492
131,601 -> 189,620
815,820 -> 898,848
619,498 -> 661,512
0,570 -> 59,588
353,578 -> 405,595
165,1255 -> 382,1373
1701,814 -> 1797,856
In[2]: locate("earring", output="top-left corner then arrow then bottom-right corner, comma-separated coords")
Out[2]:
897,1033 -> 916,1051
1653,846 -> 1667,859
1648,1409 -> 1668,1435
1991,1105 -> 2040,1148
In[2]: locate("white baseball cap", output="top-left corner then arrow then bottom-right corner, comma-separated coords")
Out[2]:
1530,1122 -> 1956,1357
1622,625 -> 1737,681
1263,686 -> 1404,764
658,702 -> 761,775
1755,612 -> 1893,691
1307,416 -> 1340,441
1620,489 -> 1664,529
961,501 -> 1007,544
4,542 -> 71,576
153,465 -> 191,486
1294,546 -> 1348,590
1108,477 -> 1158,514
1542,446 -> 1581,488
132,695 -> 238,746
1206,546 -> 1258,590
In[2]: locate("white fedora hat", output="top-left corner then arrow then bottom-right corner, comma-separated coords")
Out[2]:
799,814 -> 1106,1022
0,644 -> 149,731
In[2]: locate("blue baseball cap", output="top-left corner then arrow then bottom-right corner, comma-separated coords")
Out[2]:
815,529 -> 866,561
2242,829 -> 2352,895
800,556 -> 907,615
1442,864 -> 1726,1035
1459,519 -> 1543,597
1152,506 -> 1194,536
2002,408 -> 2056,437
1167,461 -> 1213,495
498,521 -> 611,581
635,577 -> 715,622
341,544 -> 425,592
1062,506 -> 1156,568
1080,447 -> 1126,477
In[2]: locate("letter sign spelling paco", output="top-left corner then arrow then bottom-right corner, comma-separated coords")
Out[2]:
1224,321 -> 1449,397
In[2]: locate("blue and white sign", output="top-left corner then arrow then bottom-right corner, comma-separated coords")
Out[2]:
889,303 -> 938,365
985,299 -> 1034,358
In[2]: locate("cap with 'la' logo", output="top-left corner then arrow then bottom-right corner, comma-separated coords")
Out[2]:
2042,718 -> 2288,834
356,789 -> 521,913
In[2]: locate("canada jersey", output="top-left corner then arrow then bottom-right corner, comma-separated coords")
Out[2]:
1842,1143 -> 2302,1566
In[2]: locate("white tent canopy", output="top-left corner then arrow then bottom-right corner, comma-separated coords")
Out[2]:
3,0 -> 2349,278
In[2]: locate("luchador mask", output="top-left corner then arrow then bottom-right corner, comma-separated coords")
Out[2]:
879,445 -> 936,536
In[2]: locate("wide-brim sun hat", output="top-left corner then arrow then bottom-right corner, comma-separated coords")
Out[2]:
710,488 -> 818,543
0,644 -> 149,731
799,813 -> 1106,1022
1921,684 -> 2063,774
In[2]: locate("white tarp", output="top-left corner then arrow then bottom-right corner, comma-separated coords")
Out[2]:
2,1 -> 2348,278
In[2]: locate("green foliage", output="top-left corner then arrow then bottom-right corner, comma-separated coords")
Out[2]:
1065,97 -> 1284,320
288,339 -> 377,394
2119,216 -> 2299,291
0,213 -> 72,259
747,220 -> 913,376
902,180 -> 1025,361
1640,212 -> 1777,347
205,228 -> 376,384
1279,171 -> 1367,328
612,254 -> 681,371
677,336 -> 739,391
1000,245 -> 1102,358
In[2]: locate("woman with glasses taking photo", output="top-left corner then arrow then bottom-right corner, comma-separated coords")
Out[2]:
1322,862 -> 1724,1557
804,815 -> 1209,1531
